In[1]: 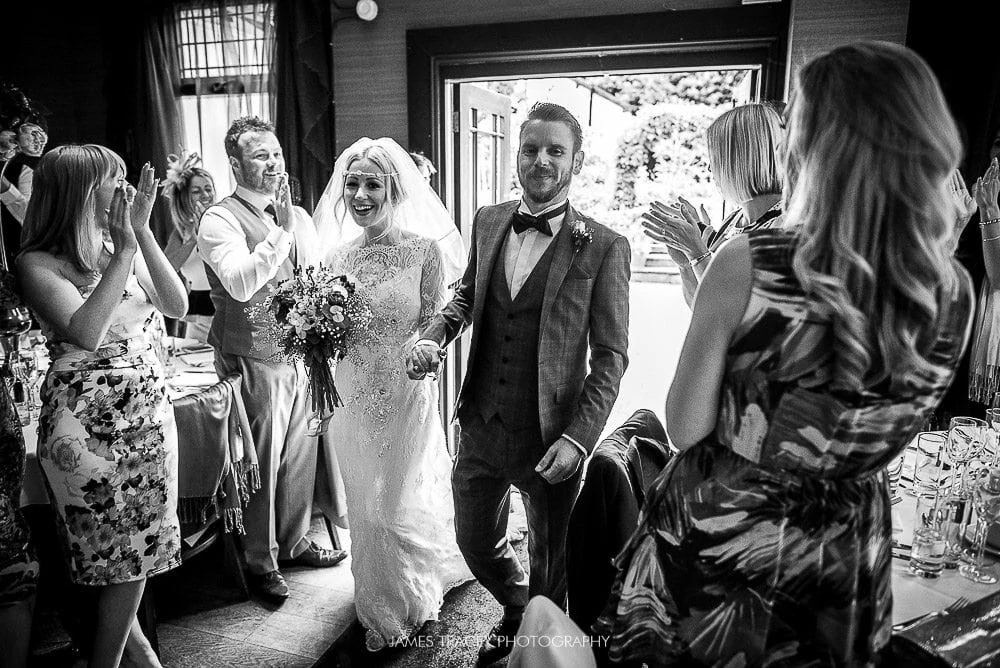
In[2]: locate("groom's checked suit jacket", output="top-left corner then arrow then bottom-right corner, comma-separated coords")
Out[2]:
423,200 -> 630,452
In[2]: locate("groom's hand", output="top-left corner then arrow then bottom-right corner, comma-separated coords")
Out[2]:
406,341 -> 441,380
535,438 -> 583,484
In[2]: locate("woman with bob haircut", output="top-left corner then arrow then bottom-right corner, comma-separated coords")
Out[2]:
594,42 -> 975,666
643,102 -> 785,306
17,144 -> 187,667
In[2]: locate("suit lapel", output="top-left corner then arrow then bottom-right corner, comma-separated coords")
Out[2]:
473,202 -> 518,328
539,205 -> 577,333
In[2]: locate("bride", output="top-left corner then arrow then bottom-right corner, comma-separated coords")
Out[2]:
313,137 -> 472,651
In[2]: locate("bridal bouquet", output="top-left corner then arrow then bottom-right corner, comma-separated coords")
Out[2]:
266,265 -> 372,413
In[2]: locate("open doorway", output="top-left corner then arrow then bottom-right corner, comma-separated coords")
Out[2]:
406,6 -> 790,450
439,70 -> 755,448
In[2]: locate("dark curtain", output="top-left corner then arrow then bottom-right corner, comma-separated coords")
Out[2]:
274,0 -> 335,213
131,1 -> 185,246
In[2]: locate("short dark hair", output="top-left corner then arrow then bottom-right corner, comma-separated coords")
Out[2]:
224,116 -> 275,160
520,102 -> 583,154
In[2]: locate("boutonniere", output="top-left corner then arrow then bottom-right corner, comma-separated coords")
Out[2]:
570,221 -> 593,253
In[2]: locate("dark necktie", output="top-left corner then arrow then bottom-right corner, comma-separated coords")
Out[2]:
511,202 -> 568,236
265,203 -> 297,266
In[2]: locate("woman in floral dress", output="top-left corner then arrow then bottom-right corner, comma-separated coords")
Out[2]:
595,42 -> 976,666
17,145 -> 188,668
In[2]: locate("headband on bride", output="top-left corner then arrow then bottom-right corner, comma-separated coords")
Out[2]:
314,136 -> 466,287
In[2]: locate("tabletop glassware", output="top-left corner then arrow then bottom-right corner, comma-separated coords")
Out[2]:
15,349 -> 39,422
939,417 -> 987,566
986,408 -> 1000,467
912,431 -> 946,497
887,450 -> 905,501
959,467 -> 1000,584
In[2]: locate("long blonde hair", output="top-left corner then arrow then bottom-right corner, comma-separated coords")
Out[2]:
784,41 -> 962,394
19,144 -> 124,274
706,102 -> 784,203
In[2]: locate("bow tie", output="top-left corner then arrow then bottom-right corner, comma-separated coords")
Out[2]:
511,202 -> 568,236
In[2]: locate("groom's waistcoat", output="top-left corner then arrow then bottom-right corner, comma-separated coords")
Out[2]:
469,237 -> 557,429
204,196 -> 294,360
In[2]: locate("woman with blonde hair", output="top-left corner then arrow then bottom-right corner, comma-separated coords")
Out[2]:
595,42 -> 975,666
17,145 -> 187,667
642,102 -> 785,306
161,152 -> 217,341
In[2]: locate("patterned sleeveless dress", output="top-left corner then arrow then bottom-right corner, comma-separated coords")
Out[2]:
595,229 -> 974,666
36,271 -> 181,586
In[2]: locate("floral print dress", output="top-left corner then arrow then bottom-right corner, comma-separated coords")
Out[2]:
595,230 -> 974,667
36,272 -> 180,586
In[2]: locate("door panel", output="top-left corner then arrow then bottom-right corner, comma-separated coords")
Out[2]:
439,83 -> 511,456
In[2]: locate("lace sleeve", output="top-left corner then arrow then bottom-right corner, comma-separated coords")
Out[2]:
418,238 -> 446,331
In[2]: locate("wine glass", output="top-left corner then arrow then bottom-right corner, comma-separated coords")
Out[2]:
959,467 -> 1000,583
987,408 -> 1000,467
940,417 -> 987,565
16,350 -> 39,421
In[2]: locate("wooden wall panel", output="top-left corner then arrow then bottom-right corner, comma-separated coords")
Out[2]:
785,0 -> 910,92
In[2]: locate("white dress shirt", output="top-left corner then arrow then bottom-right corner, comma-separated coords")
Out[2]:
0,165 -> 33,224
505,199 -> 566,299
197,185 -> 317,303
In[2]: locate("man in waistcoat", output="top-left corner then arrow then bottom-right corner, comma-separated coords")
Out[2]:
408,102 -> 630,664
198,116 -> 346,601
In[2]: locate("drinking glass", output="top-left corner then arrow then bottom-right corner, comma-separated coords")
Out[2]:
959,468 -> 1000,583
16,350 -> 39,422
887,451 -> 905,500
939,417 -> 987,566
986,408 -> 1000,467
911,432 -> 946,497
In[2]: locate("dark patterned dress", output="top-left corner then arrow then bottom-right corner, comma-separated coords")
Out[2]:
0,377 -> 38,606
595,230 -> 974,667
36,272 -> 181,586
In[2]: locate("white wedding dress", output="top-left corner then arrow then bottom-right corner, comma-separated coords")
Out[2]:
325,234 -> 473,649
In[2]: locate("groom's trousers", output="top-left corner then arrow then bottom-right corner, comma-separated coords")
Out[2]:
452,410 -> 583,610
215,352 -> 317,574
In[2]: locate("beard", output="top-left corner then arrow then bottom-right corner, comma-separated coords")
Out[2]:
519,165 -> 571,204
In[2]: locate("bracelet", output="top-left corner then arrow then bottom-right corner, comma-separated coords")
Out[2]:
984,234 -> 1000,242
682,251 -> 712,268
981,217 -> 1000,227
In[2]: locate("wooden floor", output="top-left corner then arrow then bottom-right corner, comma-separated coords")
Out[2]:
151,519 -> 356,668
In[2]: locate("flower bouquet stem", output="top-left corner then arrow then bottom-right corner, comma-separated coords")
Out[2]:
307,352 -> 343,415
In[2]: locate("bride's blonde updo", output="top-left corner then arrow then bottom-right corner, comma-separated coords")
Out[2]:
784,41 -> 963,394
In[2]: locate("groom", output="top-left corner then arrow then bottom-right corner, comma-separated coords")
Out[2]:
408,102 -> 630,663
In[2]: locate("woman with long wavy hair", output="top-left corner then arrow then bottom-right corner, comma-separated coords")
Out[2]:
593,41 -> 976,666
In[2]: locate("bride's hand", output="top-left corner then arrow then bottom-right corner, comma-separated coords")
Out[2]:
407,342 -> 441,380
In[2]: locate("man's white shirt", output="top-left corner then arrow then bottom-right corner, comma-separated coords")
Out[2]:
504,198 -> 566,300
197,185 -> 318,302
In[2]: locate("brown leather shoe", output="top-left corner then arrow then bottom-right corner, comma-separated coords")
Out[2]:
280,541 -> 348,568
250,570 -> 289,601
477,616 -> 521,665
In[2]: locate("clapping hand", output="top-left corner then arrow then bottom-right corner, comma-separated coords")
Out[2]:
977,158 -> 1000,220
275,173 -> 296,234
130,162 -> 159,234
535,437 -> 583,484
641,196 -> 712,261
107,183 -> 137,255
950,169 -> 977,236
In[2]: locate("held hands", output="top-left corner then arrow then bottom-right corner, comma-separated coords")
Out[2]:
130,162 -> 159,235
406,342 -> 443,380
641,196 -> 712,260
275,174 -> 296,234
535,437 -> 583,485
